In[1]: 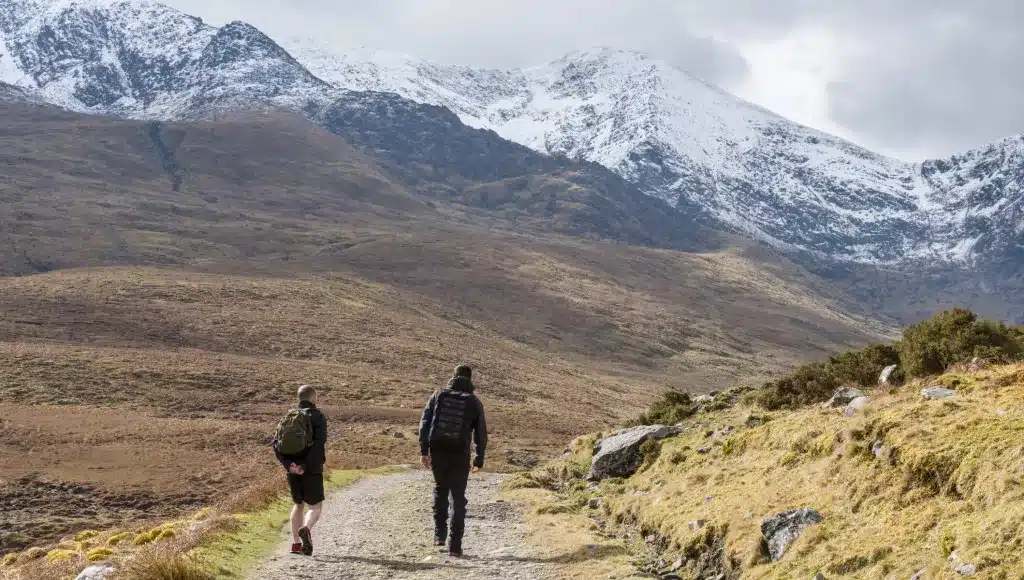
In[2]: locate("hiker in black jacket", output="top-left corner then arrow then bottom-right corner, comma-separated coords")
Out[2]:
419,364 -> 487,557
273,385 -> 328,556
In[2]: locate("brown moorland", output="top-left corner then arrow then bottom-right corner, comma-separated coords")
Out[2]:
0,102 -> 893,554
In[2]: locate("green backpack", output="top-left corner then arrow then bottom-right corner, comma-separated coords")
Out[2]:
275,408 -> 313,455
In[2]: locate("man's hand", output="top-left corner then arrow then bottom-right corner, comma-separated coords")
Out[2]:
472,466 -> 480,473
287,463 -> 305,475
420,455 -> 432,470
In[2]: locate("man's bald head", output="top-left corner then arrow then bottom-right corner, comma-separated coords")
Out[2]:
298,385 -> 317,403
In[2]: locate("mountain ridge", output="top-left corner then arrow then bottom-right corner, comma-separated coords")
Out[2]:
1,0 -> 1023,278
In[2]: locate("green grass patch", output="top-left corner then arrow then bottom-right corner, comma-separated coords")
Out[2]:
191,467 -> 398,578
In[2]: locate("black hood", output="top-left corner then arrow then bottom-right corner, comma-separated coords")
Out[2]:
448,376 -> 475,393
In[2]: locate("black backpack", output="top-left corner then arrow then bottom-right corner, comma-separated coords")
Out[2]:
429,389 -> 474,451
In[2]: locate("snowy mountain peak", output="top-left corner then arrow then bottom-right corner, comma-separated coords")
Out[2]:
0,1 -> 1022,270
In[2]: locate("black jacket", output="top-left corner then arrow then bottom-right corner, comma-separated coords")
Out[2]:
274,400 -> 328,474
419,376 -> 488,468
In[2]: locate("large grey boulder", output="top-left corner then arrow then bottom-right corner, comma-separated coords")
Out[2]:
587,425 -> 681,480
922,386 -> 957,400
879,365 -> 899,385
75,566 -> 114,580
761,508 -> 823,561
823,387 -> 868,409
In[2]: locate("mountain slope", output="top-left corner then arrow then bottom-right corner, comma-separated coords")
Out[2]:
284,41 -> 1024,268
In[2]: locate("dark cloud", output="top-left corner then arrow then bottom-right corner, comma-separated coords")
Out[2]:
163,0 -> 1024,159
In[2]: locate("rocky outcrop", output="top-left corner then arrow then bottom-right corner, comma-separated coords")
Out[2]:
588,425 -> 682,480
760,508 -> 823,561
844,396 -> 871,416
823,387 -> 868,409
878,365 -> 899,385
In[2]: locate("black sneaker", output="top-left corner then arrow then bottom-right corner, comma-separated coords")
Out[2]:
448,546 -> 463,558
298,526 -> 313,556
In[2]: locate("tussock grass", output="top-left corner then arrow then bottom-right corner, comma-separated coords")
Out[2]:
526,363 -> 1024,578
600,365 -> 1024,578
111,548 -> 213,580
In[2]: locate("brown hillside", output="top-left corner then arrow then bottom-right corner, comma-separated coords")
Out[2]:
0,103 -> 892,553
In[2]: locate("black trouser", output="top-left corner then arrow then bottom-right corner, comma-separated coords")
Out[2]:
430,451 -> 471,550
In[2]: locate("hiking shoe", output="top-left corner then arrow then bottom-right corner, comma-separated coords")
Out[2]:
290,542 -> 303,554
448,549 -> 463,558
298,527 -> 313,556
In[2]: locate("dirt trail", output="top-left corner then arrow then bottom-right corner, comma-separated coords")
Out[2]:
249,470 -> 559,580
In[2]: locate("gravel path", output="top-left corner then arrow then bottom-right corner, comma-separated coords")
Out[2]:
249,470 -> 556,580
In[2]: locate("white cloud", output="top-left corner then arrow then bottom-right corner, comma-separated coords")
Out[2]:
161,0 -> 1024,160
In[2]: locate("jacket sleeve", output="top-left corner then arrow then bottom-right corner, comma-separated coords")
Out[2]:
472,397 -> 488,469
418,392 -> 437,456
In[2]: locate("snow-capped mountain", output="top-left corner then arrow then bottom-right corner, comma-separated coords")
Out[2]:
0,0 -> 335,118
0,0 -> 1022,270
284,40 -> 1024,266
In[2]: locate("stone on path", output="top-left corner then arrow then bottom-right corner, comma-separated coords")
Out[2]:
761,508 -> 823,562
588,425 -> 682,480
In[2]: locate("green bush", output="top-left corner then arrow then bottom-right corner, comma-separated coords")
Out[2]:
630,391 -> 695,426
753,309 -> 1023,410
900,308 -> 1023,376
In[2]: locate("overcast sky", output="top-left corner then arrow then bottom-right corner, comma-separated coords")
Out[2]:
164,0 -> 1023,161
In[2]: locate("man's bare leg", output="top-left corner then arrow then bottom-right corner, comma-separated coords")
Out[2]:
303,502 -> 323,531
290,504 -> 304,543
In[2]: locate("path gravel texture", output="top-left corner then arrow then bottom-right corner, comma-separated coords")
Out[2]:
249,470 -> 557,580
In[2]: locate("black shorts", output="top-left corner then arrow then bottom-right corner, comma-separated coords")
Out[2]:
286,473 -> 325,506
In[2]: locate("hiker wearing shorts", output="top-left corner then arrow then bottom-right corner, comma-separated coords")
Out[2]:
274,385 -> 328,556
418,364 -> 487,557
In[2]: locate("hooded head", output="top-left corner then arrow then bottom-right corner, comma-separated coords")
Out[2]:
448,364 -> 474,393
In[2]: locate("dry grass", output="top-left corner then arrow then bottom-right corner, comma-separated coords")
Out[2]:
526,364 -> 1024,579
110,547 -> 214,580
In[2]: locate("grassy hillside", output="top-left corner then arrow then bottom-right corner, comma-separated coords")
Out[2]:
515,311 -> 1024,579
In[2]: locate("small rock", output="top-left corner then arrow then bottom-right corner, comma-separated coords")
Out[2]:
587,498 -> 602,510
75,566 -> 114,580
997,409 -> 1008,416
393,432 -> 405,439
871,440 -> 886,458
955,564 -> 977,576
645,534 -> 658,544
967,357 -> 988,373
687,519 -> 706,531
814,574 -> 826,580
823,387 -> 868,409
761,507 -> 824,561
845,396 -> 871,416
693,395 -> 714,405
704,495 -> 714,503
661,576 -> 683,580
670,558 -> 685,571
910,569 -> 927,580
922,386 -> 957,400
879,365 -> 899,385
697,447 -> 711,455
